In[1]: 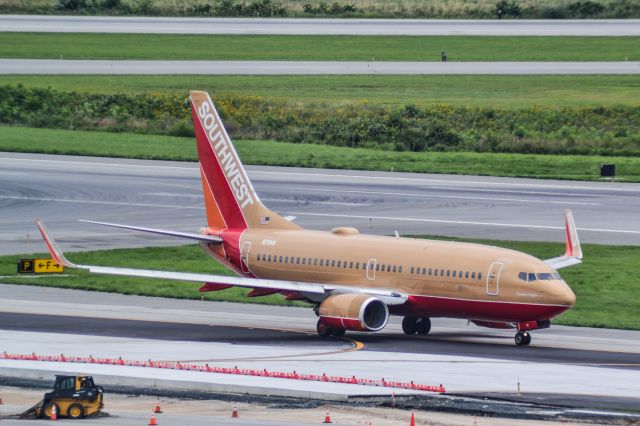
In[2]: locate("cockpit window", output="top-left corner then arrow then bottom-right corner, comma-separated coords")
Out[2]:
537,272 -> 562,280
519,271 -> 562,282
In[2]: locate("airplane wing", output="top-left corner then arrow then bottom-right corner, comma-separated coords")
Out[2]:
36,220 -> 407,306
78,220 -> 223,244
544,209 -> 583,270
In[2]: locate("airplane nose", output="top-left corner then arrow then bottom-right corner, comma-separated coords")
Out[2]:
560,282 -> 576,307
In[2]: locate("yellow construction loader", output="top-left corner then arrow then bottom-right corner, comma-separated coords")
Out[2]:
21,375 -> 104,419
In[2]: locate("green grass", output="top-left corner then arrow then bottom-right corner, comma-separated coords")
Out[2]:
1,33 -> 639,62
3,75 -> 639,108
2,126 -> 640,181
1,238 -> 638,330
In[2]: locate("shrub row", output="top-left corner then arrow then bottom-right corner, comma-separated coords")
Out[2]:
1,85 -> 638,156
1,0 -> 638,19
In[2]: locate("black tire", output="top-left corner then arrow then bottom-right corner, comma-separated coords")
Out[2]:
515,331 -> 529,346
317,320 -> 333,338
333,328 -> 346,337
416,317 -> 432,335
402,316 -> 417,335
67,403 -> 85,419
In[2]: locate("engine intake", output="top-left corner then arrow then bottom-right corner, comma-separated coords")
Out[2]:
318,294 -> 389,332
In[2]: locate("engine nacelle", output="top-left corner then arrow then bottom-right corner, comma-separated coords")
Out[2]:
318,294 -> 389,332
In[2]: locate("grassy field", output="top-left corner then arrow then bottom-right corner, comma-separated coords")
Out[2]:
2,75 -> 639,108
1,126 -> 640,181
1,33 -> 638,62
1,237 -> 638,330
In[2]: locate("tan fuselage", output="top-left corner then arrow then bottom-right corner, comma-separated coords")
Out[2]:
204,227 -> 576,323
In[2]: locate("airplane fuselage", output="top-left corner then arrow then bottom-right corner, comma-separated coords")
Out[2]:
202,227 -> 576,325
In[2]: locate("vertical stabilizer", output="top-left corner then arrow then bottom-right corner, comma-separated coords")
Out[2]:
189,91 -> 301,231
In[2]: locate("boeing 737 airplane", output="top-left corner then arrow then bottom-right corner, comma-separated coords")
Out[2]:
37,91 -> 581,346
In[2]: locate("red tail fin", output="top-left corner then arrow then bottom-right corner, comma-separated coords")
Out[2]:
189,91 -> 300,231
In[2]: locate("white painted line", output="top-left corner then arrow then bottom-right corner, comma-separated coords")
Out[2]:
264,186 -> 600,206
287,212 -> 640,235
263,198 -> 370,207
252,170 -> 640,193
0,195 -> 204,210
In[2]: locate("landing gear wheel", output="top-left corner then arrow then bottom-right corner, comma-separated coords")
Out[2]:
515,331 -> 531,346
333,328 -> 346,337
402,316 -> 417,335
317,320 -> 333,338
416,317 -> 432,335
67,403 -> 85,419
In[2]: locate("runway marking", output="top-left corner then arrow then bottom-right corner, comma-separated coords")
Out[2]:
263,198 -> 371,207
0,195 -> 204,210
251,170 -> 640,193
287,212 -> 640,235
263,186 -> 600,206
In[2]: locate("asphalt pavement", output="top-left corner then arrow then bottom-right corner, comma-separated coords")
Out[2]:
1,15 -> 639,36
2,59 -> 638,75
1,152 -> 640,255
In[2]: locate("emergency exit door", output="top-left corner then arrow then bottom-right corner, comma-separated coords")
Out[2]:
486,261 -> 504,296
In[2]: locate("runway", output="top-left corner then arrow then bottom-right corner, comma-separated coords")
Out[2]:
2,59 -> 638,75
1,152 -> 640,255
0,284 -> 638,409
1,15 -> 639,36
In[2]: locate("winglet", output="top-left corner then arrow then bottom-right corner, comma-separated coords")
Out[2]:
35,219 -> 79,269
564,209 -> 583,260
544,209 -> 583,269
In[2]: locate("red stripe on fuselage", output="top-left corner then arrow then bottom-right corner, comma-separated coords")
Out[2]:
398,295 -> 570,322
191,103 -> 247,230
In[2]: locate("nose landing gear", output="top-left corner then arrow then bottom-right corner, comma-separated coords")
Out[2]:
515,331 -> 532,346
402,316 -> 431,335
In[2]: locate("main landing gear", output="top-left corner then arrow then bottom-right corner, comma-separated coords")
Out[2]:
515,331 -> 532,346
402,316 -> 431,335
316,320 -> 346,338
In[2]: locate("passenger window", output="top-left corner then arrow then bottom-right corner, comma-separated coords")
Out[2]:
452,271 -> 456,277
319,259 -> 324,266
447,270 -> 450,277
387,265 -> 391,272
428,268 -> 432,275
344,262 -> 348,268
302,258 -> 306,265
459,270 -> 463,278
478,272 -> 483,279
356,262 -> 360,269
279,256 -> 283,263
375,264 -> 380,271
440,269 -> 445,276
471,272 -> 476,279
410,267 -> 414,274
284,256 -> 289,263
350,261 -> 354,268
465,271 -> 469,279
337,261 -> 341,267
331,260 -> 335,267
398,266 -> 403,273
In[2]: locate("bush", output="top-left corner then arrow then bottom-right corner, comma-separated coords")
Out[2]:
0,85 -> 638,157
57,0 -> 87,10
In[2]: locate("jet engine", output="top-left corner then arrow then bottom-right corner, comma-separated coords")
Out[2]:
318,293 -> 389,332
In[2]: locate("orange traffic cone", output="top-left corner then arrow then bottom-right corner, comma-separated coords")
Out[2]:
148,414 -> 158,425
50,404 -> 58,421
231,402 -> 239,418
409,411 -> 415,426
154,399 -> 163,414
323,410 -> 332,423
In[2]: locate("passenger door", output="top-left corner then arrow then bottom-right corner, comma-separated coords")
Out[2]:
486,262 -> 504,296
366,258 -> 377,281
240,242 -> 251,273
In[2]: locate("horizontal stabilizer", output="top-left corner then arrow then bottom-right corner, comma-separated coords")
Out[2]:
79,220 -> 223,244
